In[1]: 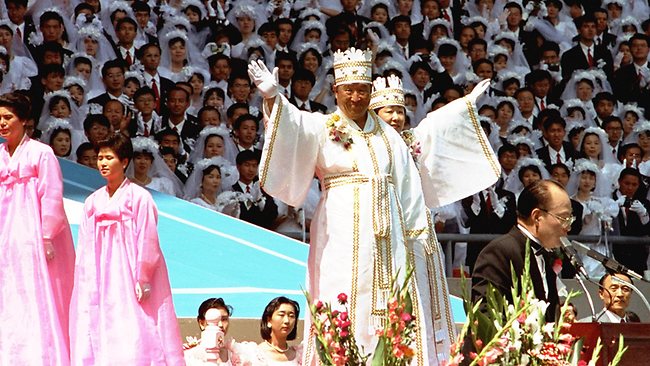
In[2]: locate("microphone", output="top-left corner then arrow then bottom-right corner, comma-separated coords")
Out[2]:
570,239 -> 644,281
559,237 -> 589,279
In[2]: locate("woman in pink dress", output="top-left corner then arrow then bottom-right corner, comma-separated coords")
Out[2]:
0,92 -> 75,364
69,133 -> 184,365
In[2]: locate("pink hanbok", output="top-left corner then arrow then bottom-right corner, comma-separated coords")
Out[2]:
0,135 -> 75,365
69,179 -> 184,365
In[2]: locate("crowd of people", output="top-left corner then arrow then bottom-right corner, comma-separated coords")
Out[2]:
2,0 -> 650,276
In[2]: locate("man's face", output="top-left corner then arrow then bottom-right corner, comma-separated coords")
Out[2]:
261,31 -> 278,49
116,22 -> 137,45
41,19 -> 63,42
630,39 -> 650,63
474,62 -> 494,80
469,44 -> 486,62
140,46 -> 161,71
619,174 -> 640,197
596,100 -> 615,119
6,2 -> 27,25
506,7 -> 522,28
86,122 -> 109,144
135,93 -> 155,115
103,67 -> 125,93
604,121 -> 623,144
331,32 -> 350,52
550,167 -> 569,187
543,122 -> 566,150
341,0 -> 359,12
594,11 -> 608,33
228,78 -> 251,103
77,149 -> 98,169
277,60 -> 294,83
41,72 -> 64,92
43,51 -> 63,65
599,274 -> 632,317
532,79 -> 550,98
167,90 -> 190,117
623,147 -> 642,167
211,59 -> 230,81
160,135 -> 180,153
535,184 -> 572,249
393,21 -> 411,41
411,68 -> 430,89
134,10 -> 150,29
541,50 -> 559,65
334,83 -> 371,123
278,23 -> 293,46
292,79 -> 313,100
516,91 -> 535,115
237,159 -> 259,183
579,21 -> 597,41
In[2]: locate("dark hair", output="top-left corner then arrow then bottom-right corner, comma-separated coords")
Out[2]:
198,106 -> 220,120
136,42 -> 161,60
275,51 -> 297,68
259,296 -> 300,341
498,143 -> 518,158
0,92 -> 31,120
517,179 -> 564,219
4,0 -> 28,7
227,102 -> 249,119
208,53 -> 230,68
518,164 -> 542,183
203,87 -> 226,105
39,63 -> 65,79
101,59 -> 126,78
438,43 -> 458,57
233,113 -> 259,131
48,95 -> 71,112
298,48 -> 323,68
599,272 -> 633,287
116,17 -> 137,31
131,1 -> 151,13
168,86 -> 190,101
468,37 -> 487,51
371,2 -> 389,15
542,115 -> 566,131
155,128 -> 181,143
567,125 -> 585,140
40,10 -> 64,26
593,92 -> 616,105
540,41 -> 560,55
409,61 -> 433,76
96,132 -> 133,163
514,87 -> 534,99
203,164 -> 222,178
602,115 -> 623,130
389,15 -> 412,30
83,114 -> 110,132
134,86 -> 155,101
618,143 -> 643,162
76,141 -> 95,157
236,149 -> 260,165
197,297 -> 232,325
472,58 -> 494,72
74,3 -> 95,16
574,14 -> 597,29
292,67 -> 316,86
73,55 -> 93,69
630,33 -> 650,47
549,163 -> 570,176
525,69 -> 553,85
257,21 -> 279,36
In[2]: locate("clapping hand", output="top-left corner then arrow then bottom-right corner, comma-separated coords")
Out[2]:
248,60 -> 279,99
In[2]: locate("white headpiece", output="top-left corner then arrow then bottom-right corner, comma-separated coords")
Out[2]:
183,156 -> 239,200
333,47 -> 373,86
370,75 -> 405,110
621,103 -> 645,119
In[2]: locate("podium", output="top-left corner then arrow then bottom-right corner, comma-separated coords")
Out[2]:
566,323 -> 650,366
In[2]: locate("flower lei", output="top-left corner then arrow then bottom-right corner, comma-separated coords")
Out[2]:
326,114 -> 354,150
400,130 -> 421,162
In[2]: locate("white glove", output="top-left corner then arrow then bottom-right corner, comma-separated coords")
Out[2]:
428,53 -> 444,73
44,239 -> 55,261
468,79 -> 491,102
247,60 -> 279,99
629,200 -> 648,216
493,201 -> 505,219
215,0 -> 225,20
613,52 -> 624,70
498,9 -> 510,29
367,29 -> 380,45
135,282 -> 151,303
640,66 -> 650,88
616,195 -> 627,207
470,193 -> 481,215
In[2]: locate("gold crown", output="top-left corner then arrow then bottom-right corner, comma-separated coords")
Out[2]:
333,47 -> 373,85
369,75 -> 405,110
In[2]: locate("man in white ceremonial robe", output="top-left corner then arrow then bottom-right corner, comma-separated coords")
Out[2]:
248,48 -> 500,365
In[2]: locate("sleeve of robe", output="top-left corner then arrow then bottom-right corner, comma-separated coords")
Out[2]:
134,189 -> 162,285
37,147 -> 68,243
413,96 -> 501,209
259,94 -> 323,206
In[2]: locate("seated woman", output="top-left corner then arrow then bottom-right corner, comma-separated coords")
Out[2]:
183,156 -> 241,216
41,119 -> 84,160
184,298 -> 241,365
127,137 -> 184,197
238,297 -> 302,365
577,127 -> 617,168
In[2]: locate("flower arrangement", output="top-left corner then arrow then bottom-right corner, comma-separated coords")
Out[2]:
446,241 -> 628,366
326,114 -> 354,150
400,130 -> 421,163
305,269 -> 416,365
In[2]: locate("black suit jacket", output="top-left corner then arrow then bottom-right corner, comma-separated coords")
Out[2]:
611,193 -> 650,273
160,115 -> 201,152
472,227 -> 560,322
535,142 -> 578,171
88,92 -> 112,107
288,97 -> 327,114
613,63 -> 650,119
462,188 -> 517,271
561,43 -> 614,82
231,182 -> 278,229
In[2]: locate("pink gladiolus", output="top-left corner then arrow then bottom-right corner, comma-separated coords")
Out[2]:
340,329 -> 349,337
475,339 -> 483,349
517,312 -> 526,323
337,293 -> 348,304
401,312 -> 412,322
339,312 -> 348,321
314,300 -> 323,310
332,310 -> 339,317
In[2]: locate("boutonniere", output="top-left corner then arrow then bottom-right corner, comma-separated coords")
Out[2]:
326,114 -> 354,150
401,130 -> 421,162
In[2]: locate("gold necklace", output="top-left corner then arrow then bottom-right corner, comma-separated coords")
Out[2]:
265,340 -> 289,353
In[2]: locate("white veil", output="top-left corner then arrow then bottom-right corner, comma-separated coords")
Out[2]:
188,125 -> 238,165
504,157 -> 551,195
183,156 -> 239,200
576,126 -> 618,165
566,158 -> 614,198
127,136 -> 185,197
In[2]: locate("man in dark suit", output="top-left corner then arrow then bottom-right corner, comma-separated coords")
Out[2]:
5,0 -> 36,50
535,116 -> 578,170
588,272 -> 637,323
612,168 -> 650,274
525,69 -> 562,115
409,61 -> 454,104
137,43 -> 175,115
437,0 -> 464,39
593,8 -> 617,49
131,1 -> 158,47
612,34 -> 650,120
160,86 -> 201,153
503,1 -> 540,67
113,17 -> 138,68
88,59 -> 128,106
232,150 -> 278,229
462,185 -> 517,272
472,179 -> 572,322
561,14 -> 614,82
289,68 -> 327,114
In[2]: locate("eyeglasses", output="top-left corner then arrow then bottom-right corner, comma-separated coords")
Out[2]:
540,209 -> 576,229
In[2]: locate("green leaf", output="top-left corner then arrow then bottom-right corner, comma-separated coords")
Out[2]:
370,336 -> 386,366
569,337 -> 584,366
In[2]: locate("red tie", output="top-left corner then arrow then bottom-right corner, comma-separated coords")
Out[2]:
442,9 -> 451,23
638,71 -> 643,84
556,152 -> 561,164
587,48 -> 594,68
172,126 -> 178,133
152,79 -> 160,113
485,191 -> 492,213
125,50 -> 133,65
540,99 -> 545,111
16,27 -> 21,41
143,123 -> 149,137
246,185 -> 251,193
